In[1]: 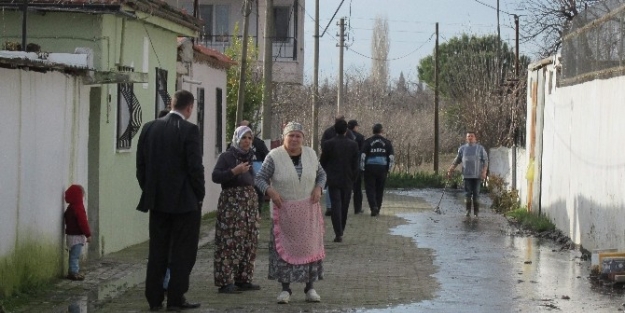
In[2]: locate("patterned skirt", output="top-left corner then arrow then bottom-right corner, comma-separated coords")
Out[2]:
268,221 -> 324,283
214,185 -> 259,287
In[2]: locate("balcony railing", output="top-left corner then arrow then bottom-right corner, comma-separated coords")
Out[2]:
196,35 -> 298,61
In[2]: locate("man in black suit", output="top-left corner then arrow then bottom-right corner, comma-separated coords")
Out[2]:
347,120 -> 365,214
136,90 -> 205,312
320,115 -> 355,216
319,119 -> 360,243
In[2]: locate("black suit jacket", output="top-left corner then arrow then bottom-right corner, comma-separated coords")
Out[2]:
319,135 -> 360,188
136,113 -> 205,213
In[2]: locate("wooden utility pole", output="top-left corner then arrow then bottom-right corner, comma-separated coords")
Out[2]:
337,17 -> 345,115
511,14 -> 520,190
235,0 -> 253,125
434,22 -> 440,174
261,0 -> 274,140
312,0 -> 320,152
21,0 -> 28,50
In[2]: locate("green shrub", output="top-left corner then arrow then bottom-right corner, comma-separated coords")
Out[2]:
505,208 -> 556,232
487,175 -> 520,213
386,172 -> 446,189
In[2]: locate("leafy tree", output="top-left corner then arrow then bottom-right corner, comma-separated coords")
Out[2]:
224,24 -> 264,139
417,34 -> 531,148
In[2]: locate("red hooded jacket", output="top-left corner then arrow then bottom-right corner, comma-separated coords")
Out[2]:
64,185 -> 91,237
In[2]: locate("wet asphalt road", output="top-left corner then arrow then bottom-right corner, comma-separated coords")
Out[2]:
382,189 -> 625,313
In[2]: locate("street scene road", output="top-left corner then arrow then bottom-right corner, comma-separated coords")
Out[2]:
12,189 -> 625,313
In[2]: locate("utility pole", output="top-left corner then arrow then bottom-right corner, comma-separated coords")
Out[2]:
434,22 -> 440,174
261,0 -> 274,140
337,17 -> 345,115
511,14 -> 520,190
235,0 -> 253,126
21,0 -> 28,50
312,0 -> 320,152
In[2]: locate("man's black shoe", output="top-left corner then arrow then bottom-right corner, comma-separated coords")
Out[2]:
150,304 -> 163,311
333,236 -> 343,242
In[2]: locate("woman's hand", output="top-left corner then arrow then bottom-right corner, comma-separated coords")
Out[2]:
310,186 -> 322,204
267,187 -> 283,209
231,162 -> 251,175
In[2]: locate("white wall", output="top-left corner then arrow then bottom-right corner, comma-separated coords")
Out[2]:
538,66 -> 625,251
488,146 -> 527,202
0,68 -> 89,257
183,62 -> 228,214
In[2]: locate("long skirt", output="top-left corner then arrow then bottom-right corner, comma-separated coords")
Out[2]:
268,221 -> 324,283
214,185 -> 259,287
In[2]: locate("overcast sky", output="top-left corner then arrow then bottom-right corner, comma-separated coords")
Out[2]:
302,0 -> 537,83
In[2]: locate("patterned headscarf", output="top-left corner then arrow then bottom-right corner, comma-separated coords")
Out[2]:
231,126 -> 253,152
282,121 -> 305,137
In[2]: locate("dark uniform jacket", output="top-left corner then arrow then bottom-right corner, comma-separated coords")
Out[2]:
320,135 -> 360,188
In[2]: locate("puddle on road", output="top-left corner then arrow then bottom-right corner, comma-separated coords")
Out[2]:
352,190 -> 625,313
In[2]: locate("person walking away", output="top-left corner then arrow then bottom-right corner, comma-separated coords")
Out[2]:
255,122 -> 327,304
321,115 -> 355,216
319,120 -> 359,242
447,131 -> 488,219
361,123 -> 394,217
136,90 -> 205,312
64,184 -> 92,281
347,120 -> 365,214
239,120 -> 269,214
211,126 -> 261,294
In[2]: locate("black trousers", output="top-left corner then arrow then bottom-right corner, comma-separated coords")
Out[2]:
352,171 -> 363,213
146,209 -> 201,308
364,165 -> 388,212
328,185 -> 352,237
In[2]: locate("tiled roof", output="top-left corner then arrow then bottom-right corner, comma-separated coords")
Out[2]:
0,0 -> 202,31
177,37 -> 236,69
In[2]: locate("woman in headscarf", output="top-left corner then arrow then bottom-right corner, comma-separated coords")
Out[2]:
254,122 -> 327,304
212,126 -> 261,294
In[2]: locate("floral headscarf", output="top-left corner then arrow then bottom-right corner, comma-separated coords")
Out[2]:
230,126 -> 255,162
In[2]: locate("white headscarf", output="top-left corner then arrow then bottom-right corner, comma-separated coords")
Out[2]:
231,126 -> 253,152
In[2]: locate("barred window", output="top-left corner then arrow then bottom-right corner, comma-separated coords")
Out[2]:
197,87 -> 205,156
117,67 -> 142,150
155,68 -> 171,118
215,88 -> 223,155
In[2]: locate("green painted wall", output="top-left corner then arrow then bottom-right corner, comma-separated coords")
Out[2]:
1,11 -> 189,256
96,15 -> 180,255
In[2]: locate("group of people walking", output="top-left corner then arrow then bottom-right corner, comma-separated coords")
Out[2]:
129,89 -> 487,311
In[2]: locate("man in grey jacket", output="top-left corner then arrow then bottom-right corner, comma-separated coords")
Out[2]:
447,131 -> 488,219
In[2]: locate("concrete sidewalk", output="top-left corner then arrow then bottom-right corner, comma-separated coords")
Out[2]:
10,192 -> 439,313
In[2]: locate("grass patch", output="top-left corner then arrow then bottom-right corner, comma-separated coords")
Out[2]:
202,210 -> 218,220
0,240 -> 62,310
386,172 -> 447,189
505,208 -> 556,233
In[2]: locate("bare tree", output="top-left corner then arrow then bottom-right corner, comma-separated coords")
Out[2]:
518,0 -> 603,56
371,16 -> 390,91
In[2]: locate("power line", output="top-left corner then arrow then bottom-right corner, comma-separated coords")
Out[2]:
321,0 -> 346,37
347,32 -> 435,61
471,0 -> 512,15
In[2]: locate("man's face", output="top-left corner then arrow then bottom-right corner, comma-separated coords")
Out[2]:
466,133 -> 477,144
183,103 -> 194,120
354,125 -> 359,132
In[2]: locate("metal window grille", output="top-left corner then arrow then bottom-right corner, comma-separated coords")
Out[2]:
117,82 -> 142,150
155,68 -> 171,118
197,87 -> 205,156
215,88 -> 223,155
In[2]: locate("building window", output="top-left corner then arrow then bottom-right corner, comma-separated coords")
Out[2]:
215,88 -> 223,154
199,5 -> 230,42
274,6 -> 291,42
199,5 -> 213,41
197,87 -> 205,156
155,68 -> 171,118
117,77 -> 143,150
215,5 -> 230,42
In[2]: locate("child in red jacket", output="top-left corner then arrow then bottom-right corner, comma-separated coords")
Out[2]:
64,184 -> 92,281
